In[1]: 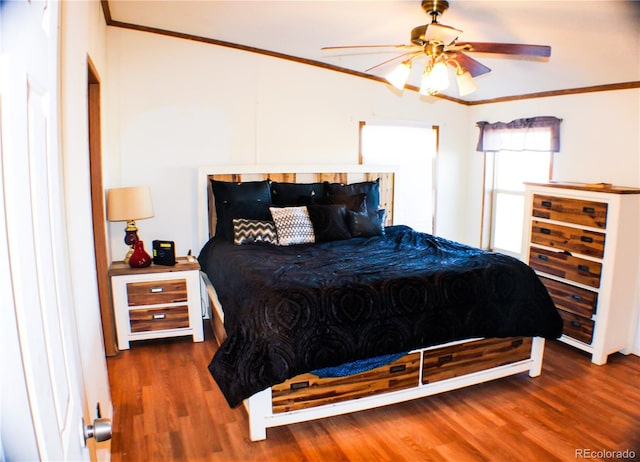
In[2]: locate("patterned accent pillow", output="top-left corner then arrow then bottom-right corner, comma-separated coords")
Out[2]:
269,206 -> 316,246
233,219 -> 277,245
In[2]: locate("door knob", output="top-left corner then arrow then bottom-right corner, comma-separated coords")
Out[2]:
83,417 -> 112,444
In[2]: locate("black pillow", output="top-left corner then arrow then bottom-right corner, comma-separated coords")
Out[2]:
347,209 -> 386,238
211,179 -> 272,239
325,193 -> 367,213
222,201 -> 272,242
270,182 -> 327,206
326,178 -> 380,212
306,205 -> 352,242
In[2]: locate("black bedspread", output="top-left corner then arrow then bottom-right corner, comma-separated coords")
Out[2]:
199,226 -> 562,407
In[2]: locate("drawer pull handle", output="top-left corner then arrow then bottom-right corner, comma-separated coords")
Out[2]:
511,339 -> 523,347
537,254 -> 549,261
290,381 -> 309,391
438,354 -> 453,364
583,207 -> 595,214
389,364 -> 406,373
152,313 -> 166,320
541,200 -> 552,208
580,236 -> 594,243
570,320 -> 582,328
540,228 -> 551,235
577,264 -> 590,272
571,294 -> 583,302
150,287 -> 164,293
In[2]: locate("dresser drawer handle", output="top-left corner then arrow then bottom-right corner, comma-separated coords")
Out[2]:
580,236 -> 594,243
152,313 -> 166,320
389,364 -> 406,373
583,207 -> 595,214
511,339 -> 524,347
290,381 -> 309,391
540,228 -> 551,235
570,320 -> 582,328
541,200 -> 552,208
577,264 -> 590,272
537,254 -> 549,261
150,287 -> 164,293
438,354 -> 453,364
571,294 -> 583,302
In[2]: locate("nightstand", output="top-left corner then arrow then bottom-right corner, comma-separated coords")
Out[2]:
110,256 -> 204,350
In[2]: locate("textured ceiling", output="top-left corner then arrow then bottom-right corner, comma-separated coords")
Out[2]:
107,0 -> 640,102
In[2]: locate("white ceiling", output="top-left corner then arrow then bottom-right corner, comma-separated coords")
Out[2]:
108,0 -> 640,102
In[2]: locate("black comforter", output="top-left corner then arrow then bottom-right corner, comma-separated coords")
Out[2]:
199,226 -> 562,407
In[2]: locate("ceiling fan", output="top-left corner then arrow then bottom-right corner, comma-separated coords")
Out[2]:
322,0 -> 551,97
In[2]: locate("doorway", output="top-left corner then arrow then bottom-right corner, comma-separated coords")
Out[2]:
360,121 -> 439,233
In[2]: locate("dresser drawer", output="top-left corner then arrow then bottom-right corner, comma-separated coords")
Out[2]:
532,194 -> 608,229
531,220 -> 605,258
538,276 -> 597,318
558,309 -> 594,344
422,337 -> 532,385
126,279 -> 188,306
129,305 -> 190,333
529,247 -> 602,288
272,352 -> 420,413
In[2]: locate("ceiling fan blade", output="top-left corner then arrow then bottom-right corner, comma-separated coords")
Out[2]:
450,52 -> 491,77
424,23 -> 462,45
322,44 -> 420,51
365,50 -> 423,73
457,42 -> 551,57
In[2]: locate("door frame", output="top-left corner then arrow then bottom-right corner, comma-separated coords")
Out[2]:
88,57 -> 118,357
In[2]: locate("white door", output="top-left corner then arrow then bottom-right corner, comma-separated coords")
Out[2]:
1,1 -> 94,460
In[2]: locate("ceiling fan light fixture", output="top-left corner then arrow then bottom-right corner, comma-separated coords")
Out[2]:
455,67 -> 478,96
385,60 -> 413,90
420,60 -> 449,95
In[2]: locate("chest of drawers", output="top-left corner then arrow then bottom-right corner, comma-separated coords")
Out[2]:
110,257 -> 204,350
522,182 -> 640,364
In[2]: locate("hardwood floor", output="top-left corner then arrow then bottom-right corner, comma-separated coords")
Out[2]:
107,323 -> 640,461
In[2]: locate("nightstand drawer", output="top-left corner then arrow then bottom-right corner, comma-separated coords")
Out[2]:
532,194 -> 608,229
558,309 -> 594,344
126,279 -> 187,306
531,220 -> 605,258
129,305 -> 190,333
538,276 -> 597,318
529,247 -> 602,288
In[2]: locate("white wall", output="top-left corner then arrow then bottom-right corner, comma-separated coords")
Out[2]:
60,1 -> 113,458
467,89 -> 640,355
106,28 -> 640,356
105,28 -> 470,257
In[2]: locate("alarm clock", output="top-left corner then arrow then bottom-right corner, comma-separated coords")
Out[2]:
152,240 -> 176,266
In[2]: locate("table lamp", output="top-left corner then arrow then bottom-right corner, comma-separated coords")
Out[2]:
107,186 -> 154,263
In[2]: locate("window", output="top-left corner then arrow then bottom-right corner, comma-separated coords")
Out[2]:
487,150 -> 552,256
360,122 -> 438,234
477,117 -> 561,257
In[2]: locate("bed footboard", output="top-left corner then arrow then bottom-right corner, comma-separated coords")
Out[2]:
201,274 -> 546,442
244,336 -> 546,441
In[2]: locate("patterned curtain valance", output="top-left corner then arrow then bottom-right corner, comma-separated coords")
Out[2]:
476,116 -> 562,152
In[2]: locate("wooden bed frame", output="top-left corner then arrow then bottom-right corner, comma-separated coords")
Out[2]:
197,164 -> 546,441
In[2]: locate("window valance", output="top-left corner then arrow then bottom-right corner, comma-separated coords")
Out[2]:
476,116 -> 562,153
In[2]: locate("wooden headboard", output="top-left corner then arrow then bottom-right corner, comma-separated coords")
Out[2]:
197,165 -> 396,247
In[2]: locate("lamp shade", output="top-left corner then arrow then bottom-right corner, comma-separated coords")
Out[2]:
385,61 -> 412,90
456,70 -> 479,96
107,186 -> 154,222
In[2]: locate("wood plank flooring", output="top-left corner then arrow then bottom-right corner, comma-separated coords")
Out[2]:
107,323 -> 640,461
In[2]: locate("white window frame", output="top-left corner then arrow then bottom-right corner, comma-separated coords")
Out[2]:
481,151 -> 554,258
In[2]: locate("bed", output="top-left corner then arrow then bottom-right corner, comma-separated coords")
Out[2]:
196,165 -> 563,441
